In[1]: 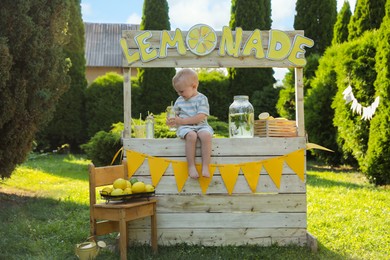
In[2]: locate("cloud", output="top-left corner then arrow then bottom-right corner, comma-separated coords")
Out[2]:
126,13 -> 141,24
271,0 -> 295,30
81,3 -> 92,17
168,0 -> 230,30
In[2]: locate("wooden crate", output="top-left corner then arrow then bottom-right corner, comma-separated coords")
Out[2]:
255,119 -> 297,137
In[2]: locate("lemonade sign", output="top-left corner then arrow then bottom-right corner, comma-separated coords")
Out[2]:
120,24 -> 314,67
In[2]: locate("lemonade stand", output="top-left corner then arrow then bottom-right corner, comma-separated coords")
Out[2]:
120,24 -> 317,249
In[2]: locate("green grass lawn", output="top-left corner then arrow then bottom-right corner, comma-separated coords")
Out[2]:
0,154 -> 389,259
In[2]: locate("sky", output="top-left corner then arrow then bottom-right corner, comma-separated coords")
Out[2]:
81,0 -> 357,82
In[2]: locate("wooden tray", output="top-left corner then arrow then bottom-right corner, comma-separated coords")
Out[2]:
100,191 -> 155,203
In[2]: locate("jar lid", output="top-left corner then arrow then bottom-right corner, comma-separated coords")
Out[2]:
234,95 -> 249,99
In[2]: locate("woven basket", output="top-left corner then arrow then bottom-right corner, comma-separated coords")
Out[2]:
254,119 -> 297,137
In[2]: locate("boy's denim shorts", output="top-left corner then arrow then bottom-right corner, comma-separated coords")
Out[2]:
177,124 -> 213,139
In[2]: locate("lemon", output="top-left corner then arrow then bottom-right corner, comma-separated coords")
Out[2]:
111,188 -> 124,196
123,187 -> 132,195
101,186 -> 113,195
145,184 -> 155,192
132,182 -> 145,193
258,112 -> 270,120
126,180 -> 132,188
186,24 -> 217,56
113,178 -> 127,190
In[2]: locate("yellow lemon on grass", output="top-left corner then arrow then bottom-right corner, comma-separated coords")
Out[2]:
132,182 -> 145,193
186,24 -> 217,56
113,178 -> 127,190
145,184 -> 155,192
123,187 -> 132,195
101,186 -> 113,195
111,188 -> 124,196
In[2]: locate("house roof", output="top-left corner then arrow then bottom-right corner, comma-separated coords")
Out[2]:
84,22 -> 139,67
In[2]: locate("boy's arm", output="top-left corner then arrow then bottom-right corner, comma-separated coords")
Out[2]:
175,113 -> 207,125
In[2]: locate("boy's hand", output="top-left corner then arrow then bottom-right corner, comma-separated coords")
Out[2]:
166,117 -> 177,127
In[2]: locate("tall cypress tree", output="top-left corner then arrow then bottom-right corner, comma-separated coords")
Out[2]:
137,0 -> 176,117
348,0 -> 386,40
0,0 -> 71,178
229,0 -> 276,115
363,0 -> 390,185
294,0 -> 337,55
38,0 -> 87,151
332,1 -> 352,45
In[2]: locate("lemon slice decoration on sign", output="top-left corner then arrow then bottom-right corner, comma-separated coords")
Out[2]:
186,24 -> 217,56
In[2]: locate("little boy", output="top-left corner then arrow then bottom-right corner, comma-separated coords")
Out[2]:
167,69 -> 213,179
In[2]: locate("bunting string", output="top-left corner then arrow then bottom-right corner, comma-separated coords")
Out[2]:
342,85 -> 380,120
125,143 -> 331,195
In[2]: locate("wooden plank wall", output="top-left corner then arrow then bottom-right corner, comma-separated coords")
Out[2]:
122,137 -> 307,246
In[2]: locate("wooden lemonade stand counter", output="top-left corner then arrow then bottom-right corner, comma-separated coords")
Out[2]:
120,25 -> 316,247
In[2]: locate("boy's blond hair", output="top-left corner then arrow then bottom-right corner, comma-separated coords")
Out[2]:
172,69 -> 198,87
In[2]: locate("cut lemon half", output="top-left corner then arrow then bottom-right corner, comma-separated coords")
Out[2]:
258,112 -> 270,120
186,24 -> 217,56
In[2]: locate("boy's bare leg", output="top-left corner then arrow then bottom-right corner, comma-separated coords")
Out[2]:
198,131 -> 212,178
185,131 -> 199,179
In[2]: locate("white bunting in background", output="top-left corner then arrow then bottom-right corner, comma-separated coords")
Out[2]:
342,86 -> 380,121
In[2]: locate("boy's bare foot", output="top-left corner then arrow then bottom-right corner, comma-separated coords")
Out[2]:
202,167 -> 210,178
189,166 -> 199,179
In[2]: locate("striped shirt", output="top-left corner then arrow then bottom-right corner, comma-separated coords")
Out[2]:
174,92 -> 210,125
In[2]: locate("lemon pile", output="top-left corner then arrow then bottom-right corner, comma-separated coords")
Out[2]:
100,177 -> 155,196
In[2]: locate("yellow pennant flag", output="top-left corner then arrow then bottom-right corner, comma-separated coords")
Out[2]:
284,149 -> 305,182
171,161 -> 188,192
218,164 -> 241,195
198,164 -> 217,194
306,143 -> 334,152
263,157 -> 284,189
126,150 -> 146,178
148,156 -> 170,187
241,161 -> 262,193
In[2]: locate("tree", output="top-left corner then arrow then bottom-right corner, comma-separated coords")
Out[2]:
277,0 -> 336,124
0,0 -> 71,179
332,32 -> 377,169
38,0 -> 87,152
137,0 -> 176,116
304,48 -> 346,165
229,0 -> 276,115
363,0 -> 390,185
294,0 -> 337,56
348,0 -> 386,40
332,1 -> 352,45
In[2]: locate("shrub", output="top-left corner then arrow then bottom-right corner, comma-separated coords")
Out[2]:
85,72 -> 124,138
81,123 -> 123,166
198,69 -> 230,121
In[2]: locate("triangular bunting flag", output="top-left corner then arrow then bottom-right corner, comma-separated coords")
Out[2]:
171,161 -> 188,192
218,164 -> 240,195
285,149 -> 305,182
263,157 -> 284,189
148,156 -> 170,187
198,164 -> 217,194
126,150 -> 146,178
241,161 -> 262,193
306,143 -> 334,152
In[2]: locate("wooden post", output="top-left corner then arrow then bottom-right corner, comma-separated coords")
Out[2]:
123,67 -> 132,138
295,67 -> 305,137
